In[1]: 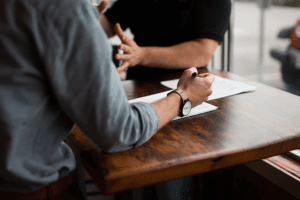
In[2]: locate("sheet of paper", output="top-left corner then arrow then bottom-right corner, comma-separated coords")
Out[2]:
285,149 -> 300,162
129,91 -> 218,121
160,75 -> 256,101
290,149 -> 300,159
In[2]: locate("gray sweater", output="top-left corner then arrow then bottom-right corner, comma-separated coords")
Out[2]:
0,0 -> 158,192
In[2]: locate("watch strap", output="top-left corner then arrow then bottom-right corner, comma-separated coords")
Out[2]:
167,89 -> 190,117
167,89 -> 188,102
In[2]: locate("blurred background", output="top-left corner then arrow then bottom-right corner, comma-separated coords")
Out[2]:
232,0 -> 300,95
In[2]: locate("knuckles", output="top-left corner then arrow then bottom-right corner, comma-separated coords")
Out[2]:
207,89 -> 213,97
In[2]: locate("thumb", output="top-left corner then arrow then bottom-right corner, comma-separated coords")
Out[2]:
203,74 -> 215,84
98,0 -> 108,14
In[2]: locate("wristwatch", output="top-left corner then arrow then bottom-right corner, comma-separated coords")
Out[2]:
167,89 -> 192,117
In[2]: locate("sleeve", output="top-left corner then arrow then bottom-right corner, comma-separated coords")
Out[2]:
104,0 -> 134,30
188,0 -> 231,44
41,0 -> 158,152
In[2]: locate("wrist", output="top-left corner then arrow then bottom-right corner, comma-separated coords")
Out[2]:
168,89 -> 192,117
177,87 -> 194,107
139,47 -> 147,66
167,92 -> 181,116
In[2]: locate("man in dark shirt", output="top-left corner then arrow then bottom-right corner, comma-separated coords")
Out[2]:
101,0 -> 231,79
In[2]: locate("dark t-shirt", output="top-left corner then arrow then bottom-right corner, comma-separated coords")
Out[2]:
105,0 -> 231,79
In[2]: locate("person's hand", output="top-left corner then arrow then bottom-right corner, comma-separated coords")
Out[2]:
119,70 -> 127,81
114,23 -> 145,72
177,67 -> 214,107
97,0 -> 108,14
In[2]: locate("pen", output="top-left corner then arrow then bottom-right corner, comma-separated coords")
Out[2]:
192,72 -> 198,78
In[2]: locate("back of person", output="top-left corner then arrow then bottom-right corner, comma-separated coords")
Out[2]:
0,0 -> 79,192
0,0 -> 216,199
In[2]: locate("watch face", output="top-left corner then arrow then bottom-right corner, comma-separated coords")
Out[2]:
182,100 -> 192,116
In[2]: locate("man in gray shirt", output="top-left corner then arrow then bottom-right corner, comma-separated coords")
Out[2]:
0,0 -> 214,199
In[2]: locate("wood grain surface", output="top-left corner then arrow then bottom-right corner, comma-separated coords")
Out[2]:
69,70 -> 300,194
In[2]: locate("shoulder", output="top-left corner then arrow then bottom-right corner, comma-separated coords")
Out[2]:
195,0 -> 231,5
193,0 -> 231,9
193,0 -> 231,18
20,0 -> 97,23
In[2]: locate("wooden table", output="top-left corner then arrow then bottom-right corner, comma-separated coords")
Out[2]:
68,70 -> 300,195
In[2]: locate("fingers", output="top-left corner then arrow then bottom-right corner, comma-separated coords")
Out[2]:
114,23 -> 127,43
186,67 -> 198,76
177,68 -> 214,107
114,23 -> 126,42
118,44 -> 131,53
114,23 -> 123,36
197,73 -> 215,84
119,70 -> 127,81
114,23 -> 134,45
200,74 -> 214,96
182,68 -> 215,85
98,0 -> 108,14
190,67 -> 198,74
115,53 -> 131,60
198,73 -> 215,84
205,74 -> 215,84
181,67 -> 198,79
198,73 -> 210,78
117,62 -> 130,72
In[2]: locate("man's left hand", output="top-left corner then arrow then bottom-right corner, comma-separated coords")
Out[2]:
114,23 -> 145,72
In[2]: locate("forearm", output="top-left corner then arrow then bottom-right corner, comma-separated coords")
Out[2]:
99,13 -> 115,38
151,92 -> 181,130
140,40 -> 217,69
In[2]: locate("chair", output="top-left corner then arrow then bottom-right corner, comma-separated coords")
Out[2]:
210,0 -> 234,72
209,25 -> 232,72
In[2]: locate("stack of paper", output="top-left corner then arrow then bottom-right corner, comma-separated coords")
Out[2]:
161,75 -> 256,101
128,91 -> 217,121
129,75 -> 255,120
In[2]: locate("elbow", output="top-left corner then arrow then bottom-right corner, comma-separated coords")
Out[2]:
192,38 -> 218,67
95,102 -> 157,153
100,139 -> 135,153
203,54 -> 214,66
98,119 -> 141,153
98,133 -> 137,153
194,53 -> 213,68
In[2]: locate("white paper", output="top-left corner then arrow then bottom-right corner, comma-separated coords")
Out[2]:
290,149 -> 300,158
160,75 -> 256,101
128,91 -> 218,121
171,102 -> 217,121
91,0 -> 101,6
128,91 -> 170,104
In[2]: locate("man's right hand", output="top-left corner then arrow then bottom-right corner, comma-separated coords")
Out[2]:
177,67 -> 214,107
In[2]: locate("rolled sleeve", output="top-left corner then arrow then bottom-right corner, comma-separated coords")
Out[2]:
188,0 -> 231,44
129,102 -> 159,149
